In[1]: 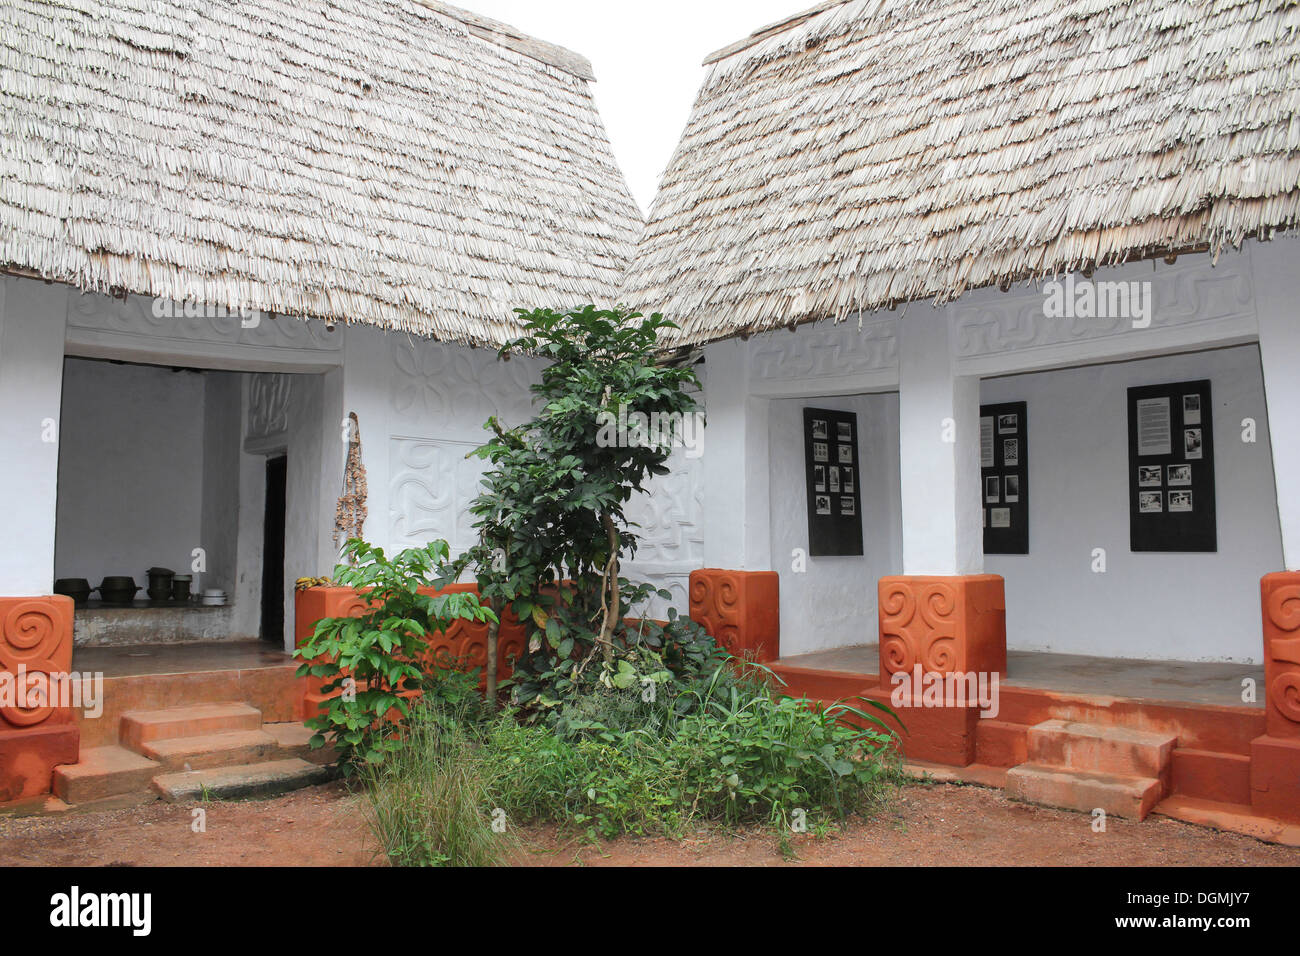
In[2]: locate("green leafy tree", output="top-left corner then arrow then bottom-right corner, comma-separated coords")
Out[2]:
441,305 -> 703,709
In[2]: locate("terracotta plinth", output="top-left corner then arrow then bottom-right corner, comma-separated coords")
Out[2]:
688,569 -> 779,662
0,596 -> 80,800
1251,572 -> 1300,822
878,575 -> 1007,686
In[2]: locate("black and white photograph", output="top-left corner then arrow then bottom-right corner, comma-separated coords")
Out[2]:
1183,393 -> 1201,425
1167,464 -> 1193,486
842,466 -> 855,493
829,466 -> 840,492
985,475 -> 1001,503
997,413 -> 1018,434
837,443 -> 853,464
813,441 -> 828,462
1185,427 -> 1204,460
1169,490 -> 1194,512
815,494 -> 832,516
990,507 -> 1011,528
1139,490 -> 1164,513
1138,465 -> 1163,487
840,496 -> 856,516
1003,438 -> 1019,466
836,421 -> 852,441
814,465 -> 826,491
812,418 -> 828,440
1004,474 -> 1020,502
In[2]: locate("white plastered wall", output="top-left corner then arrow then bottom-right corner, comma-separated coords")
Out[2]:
982,346 -> 1280,662
0,276 -> 70,595
705,239 -> 1298,664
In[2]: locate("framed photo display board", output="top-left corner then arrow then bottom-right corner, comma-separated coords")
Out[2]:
980,401 -> 1028,554
803,408 -> 864,556
1127,379 -> 1216,552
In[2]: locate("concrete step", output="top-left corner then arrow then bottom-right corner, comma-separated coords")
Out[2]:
138,729 -> 279,772
120,702 -> 262,750
1026,719 -> 1176,778
151,758 -> 334,803
263,722 -> 337,766
1006,762 -> 1165,820
52,745 -> 161,804
974,719 -> 1029,767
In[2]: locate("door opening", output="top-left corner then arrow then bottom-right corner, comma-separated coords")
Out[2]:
260,455 -> 287,644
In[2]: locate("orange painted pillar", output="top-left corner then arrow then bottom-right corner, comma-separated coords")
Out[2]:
878,574 -> 1007,684
688,569 -> 780,663
876,575 -> 1006,767
0,596 -> 80,802
1251,572 -> 1300,822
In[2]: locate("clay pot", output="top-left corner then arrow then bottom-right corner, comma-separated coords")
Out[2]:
146,567 -> 174,603
54,578 -> 92,607
98,576 -> 140,606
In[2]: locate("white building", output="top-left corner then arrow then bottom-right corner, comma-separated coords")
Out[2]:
623,0 -> 1300,667
0,0 -> 706,649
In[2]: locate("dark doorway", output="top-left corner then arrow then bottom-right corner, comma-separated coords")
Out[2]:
260,455 -> 288,644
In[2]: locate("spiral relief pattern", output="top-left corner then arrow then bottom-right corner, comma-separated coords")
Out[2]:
1269,672 -> 1300,724
879,579 -> 960,678
1262,577 -> 1300,735
1,598 -> 73,729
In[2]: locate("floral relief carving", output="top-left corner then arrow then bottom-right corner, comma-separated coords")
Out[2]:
389,336 -> 538,427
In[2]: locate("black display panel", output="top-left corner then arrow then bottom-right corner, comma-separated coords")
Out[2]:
980,401 -> 1028,554
803,407 -> 864,557
1127,379 -> 1216,552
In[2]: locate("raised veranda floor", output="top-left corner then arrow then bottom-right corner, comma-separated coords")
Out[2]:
776,644 -> 1264,709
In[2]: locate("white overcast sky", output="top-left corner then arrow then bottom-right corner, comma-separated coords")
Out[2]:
464,0 -> 804,213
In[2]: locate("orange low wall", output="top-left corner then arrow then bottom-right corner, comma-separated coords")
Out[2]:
0,596 -> 81,802
293,584 -> 527,719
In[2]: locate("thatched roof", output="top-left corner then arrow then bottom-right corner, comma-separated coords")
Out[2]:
1,0 -> 640,346
624,0 -> 1300,347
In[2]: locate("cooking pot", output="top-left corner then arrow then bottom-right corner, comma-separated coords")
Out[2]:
54,577 -> 92,607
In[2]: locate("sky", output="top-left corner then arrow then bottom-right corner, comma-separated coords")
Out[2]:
463,0 -> 805,213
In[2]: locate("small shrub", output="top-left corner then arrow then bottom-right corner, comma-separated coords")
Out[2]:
294,538 -> 496,773
482,663 -> 900,840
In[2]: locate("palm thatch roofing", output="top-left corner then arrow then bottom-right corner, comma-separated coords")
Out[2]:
1,0 -> 640,347
624,0 -> 1300,347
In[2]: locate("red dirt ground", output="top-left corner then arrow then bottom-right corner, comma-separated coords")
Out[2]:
1,780 -> 1297,867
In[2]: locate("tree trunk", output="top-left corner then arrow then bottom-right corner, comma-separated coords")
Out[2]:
485,616 -> 500,710
597,513 -> 619,665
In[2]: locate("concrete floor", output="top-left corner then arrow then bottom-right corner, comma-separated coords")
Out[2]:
72,640 -> 292,678
778,644 -> 1265,708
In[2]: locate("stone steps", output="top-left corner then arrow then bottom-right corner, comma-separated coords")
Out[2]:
1003,719 -> 1177,820
152,758 -> 333,803
1026,719 -> 1175,779
119,702 -> 263,749
54,702 -> 335,806
139,729 -> 279,772
52,745 -> 161,804
1005,763 -> 1165,820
